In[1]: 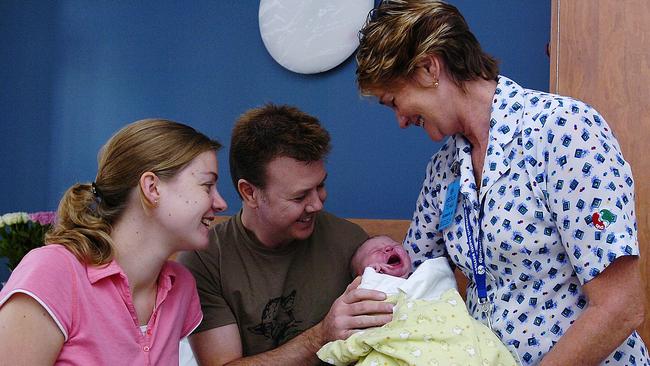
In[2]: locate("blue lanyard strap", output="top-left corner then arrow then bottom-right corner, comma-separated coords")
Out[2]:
462,198 -> 489,302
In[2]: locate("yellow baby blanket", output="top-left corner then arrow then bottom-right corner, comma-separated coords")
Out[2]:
317,289 -> 517,366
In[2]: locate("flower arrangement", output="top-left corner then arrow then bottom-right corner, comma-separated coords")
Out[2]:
0,211 -> 56,271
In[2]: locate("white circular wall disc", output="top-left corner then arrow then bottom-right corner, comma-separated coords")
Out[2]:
259,0 -> 374,74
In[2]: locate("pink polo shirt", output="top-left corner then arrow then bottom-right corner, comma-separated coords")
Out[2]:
0,244 -> 202,365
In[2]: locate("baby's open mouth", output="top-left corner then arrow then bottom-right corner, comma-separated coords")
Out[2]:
387,254 -> 401,265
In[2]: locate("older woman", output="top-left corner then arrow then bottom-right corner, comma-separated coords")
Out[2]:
356,1 -> 648,365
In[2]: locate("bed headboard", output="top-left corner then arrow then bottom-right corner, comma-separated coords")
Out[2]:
346,218 -> 410,242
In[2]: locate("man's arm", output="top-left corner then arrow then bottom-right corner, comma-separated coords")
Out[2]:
189,324 -> 242,366
190,322 -> 324,366
538,256 -> 645,365
190,277 -> 394,366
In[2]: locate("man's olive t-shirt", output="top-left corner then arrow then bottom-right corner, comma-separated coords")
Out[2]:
179,210 -> 367,356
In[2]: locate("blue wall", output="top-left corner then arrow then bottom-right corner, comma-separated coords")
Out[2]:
1,1 -> 550,220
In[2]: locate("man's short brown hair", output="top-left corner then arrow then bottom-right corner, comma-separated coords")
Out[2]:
229,104 -> 331,197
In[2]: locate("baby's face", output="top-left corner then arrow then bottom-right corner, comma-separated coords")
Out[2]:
355,236 -> 412,278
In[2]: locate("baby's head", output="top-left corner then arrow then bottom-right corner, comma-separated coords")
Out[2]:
351,235 -> 412,278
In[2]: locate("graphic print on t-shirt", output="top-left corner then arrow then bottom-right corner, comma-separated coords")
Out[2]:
247,290 -> 303,346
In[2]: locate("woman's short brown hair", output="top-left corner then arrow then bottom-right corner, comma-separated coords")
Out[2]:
356,0 -> 499,94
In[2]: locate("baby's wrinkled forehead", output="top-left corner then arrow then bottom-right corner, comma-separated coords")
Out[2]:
364,235 -> 399,249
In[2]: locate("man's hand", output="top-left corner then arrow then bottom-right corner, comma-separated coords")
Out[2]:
190,278 -> 394,366
317,276 -> 394,342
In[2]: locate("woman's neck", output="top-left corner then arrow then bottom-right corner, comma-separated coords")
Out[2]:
457,78 -> 496,150
110,209 -> 169,292
456,78 -> 497,187
110,212 -> 169,326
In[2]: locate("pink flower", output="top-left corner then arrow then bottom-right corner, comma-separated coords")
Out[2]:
28,211 -> 56,226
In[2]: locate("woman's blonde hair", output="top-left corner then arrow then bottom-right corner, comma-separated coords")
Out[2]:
356,0 -> 499,94
45,119 -> 222,265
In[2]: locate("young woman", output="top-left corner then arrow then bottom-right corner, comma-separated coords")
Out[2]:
0,119 -> 227,365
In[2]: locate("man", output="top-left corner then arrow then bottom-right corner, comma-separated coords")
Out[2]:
179,104 -> 393,365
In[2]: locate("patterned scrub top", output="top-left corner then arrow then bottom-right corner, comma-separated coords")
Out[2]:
404,76 -> 649,365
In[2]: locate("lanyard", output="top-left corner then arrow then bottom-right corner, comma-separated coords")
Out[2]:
462,197 -> 493,329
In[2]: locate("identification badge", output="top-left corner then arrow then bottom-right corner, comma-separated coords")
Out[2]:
438,178 -> 460,231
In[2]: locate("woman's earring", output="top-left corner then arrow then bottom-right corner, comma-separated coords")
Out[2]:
433,79 -> 439,88
154,198 -> 159,206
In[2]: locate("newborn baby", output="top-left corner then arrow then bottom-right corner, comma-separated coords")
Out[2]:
351,235 -> 457,301
318,235 -> 517,366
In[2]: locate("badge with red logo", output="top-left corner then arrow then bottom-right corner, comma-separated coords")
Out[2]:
592,209 -> 616,230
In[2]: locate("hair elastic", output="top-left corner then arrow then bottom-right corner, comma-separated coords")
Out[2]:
91,182 -> 103,204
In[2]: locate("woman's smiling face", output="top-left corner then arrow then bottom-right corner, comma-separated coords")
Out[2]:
155,150 -> 227,251
373,56 -> 463,142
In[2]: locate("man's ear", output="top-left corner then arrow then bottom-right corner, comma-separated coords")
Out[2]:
139,171 -> 160,208
237,179 -> 259,209
415,53 -> 442,87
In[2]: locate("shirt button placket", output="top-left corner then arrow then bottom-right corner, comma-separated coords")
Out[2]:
142,344 -> 151,366
142,323 -> 154,365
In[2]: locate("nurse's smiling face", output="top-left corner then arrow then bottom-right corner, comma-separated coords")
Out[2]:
372,56 -> 463,142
